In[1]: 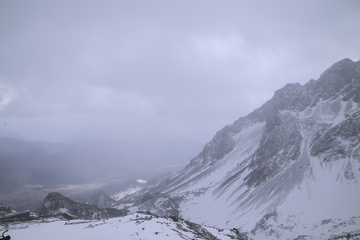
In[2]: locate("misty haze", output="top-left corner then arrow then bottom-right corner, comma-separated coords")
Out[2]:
1,1 -> 360,240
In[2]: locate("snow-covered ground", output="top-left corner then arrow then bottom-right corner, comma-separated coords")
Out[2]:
6,212 -> 247,240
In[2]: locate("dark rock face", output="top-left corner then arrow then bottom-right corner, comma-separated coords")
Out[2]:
35,192 -> 127,220
201,126 -> 236,163
310,110 -> 360,161
245,112 -> 303,187
87,190 -> 115,209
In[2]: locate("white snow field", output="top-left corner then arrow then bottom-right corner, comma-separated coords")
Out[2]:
7,212 -> 245,240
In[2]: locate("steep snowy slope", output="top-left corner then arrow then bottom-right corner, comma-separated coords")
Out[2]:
138,58 -> 360,239
112,185 -> 142,201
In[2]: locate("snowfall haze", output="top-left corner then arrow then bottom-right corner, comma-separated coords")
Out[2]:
1,1 -> 360,237
0,0 -> 359,143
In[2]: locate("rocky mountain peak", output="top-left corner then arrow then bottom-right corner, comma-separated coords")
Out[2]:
35,192 -> 126,220
87,190 -> 115,209
315,58 -> 360,102
37,192 -> 75,210
319,58 -> 357,81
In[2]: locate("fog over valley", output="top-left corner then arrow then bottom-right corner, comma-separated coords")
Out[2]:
0,137 -> 202,210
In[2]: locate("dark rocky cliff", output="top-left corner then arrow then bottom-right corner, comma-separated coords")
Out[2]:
35,192 -> 127,220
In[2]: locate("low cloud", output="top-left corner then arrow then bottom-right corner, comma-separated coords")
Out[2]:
0,1 -> 359,143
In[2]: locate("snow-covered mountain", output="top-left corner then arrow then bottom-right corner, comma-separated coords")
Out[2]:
118,58 -> 360,239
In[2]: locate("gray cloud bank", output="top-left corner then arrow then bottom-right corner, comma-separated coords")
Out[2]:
0,0 -> 359,143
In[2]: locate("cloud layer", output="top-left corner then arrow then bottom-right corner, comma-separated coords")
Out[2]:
1,0 -> 359,143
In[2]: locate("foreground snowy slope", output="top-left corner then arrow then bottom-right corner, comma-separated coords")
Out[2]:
8,212 -> 249,240
125,58 -> 360,239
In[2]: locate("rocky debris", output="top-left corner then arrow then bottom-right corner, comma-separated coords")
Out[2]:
139,191 -> 181,217
132,212 -> 252,240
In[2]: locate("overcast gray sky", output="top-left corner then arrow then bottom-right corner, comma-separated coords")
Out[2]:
1,0 -> 360,144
